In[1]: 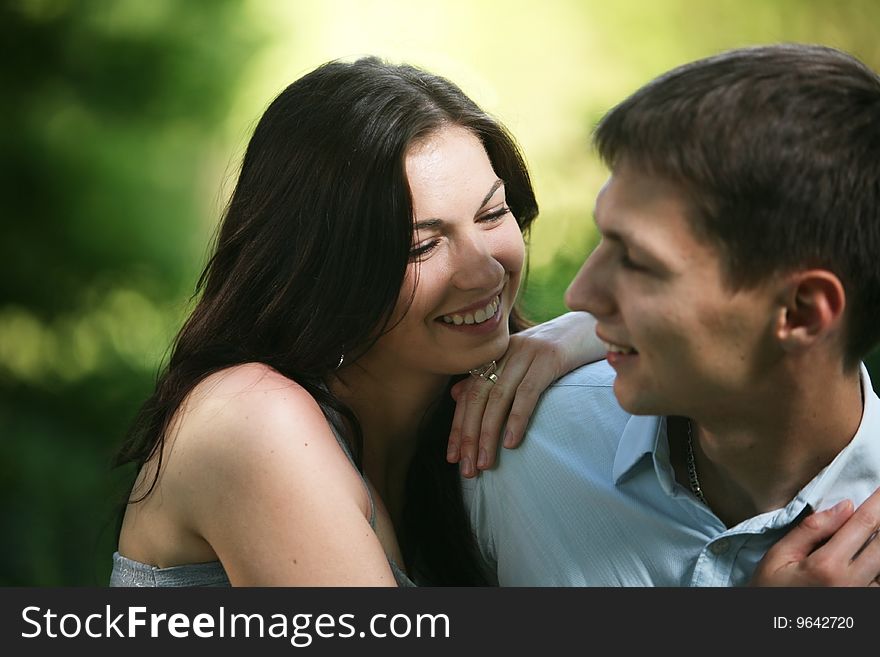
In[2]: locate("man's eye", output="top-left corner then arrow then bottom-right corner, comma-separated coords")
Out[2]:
620,253 -> 645,271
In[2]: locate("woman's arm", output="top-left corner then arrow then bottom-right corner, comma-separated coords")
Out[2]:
750,488 -> 880,586
447,311 -> 605,477
170,365 -> 398,586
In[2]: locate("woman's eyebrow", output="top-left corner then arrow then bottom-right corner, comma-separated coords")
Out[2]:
412,179 -> 506,231
413,218 -> 442,231
479,179 -> 505,208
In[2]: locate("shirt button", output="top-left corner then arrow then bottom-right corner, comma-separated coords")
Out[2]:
710,538 -> 730,555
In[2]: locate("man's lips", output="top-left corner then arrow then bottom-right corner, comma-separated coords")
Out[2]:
604,340 -> 638,355
596,329 -> 638,355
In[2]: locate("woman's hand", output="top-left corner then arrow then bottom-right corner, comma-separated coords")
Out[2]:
750,488 -> 880,586
447,311 -> 605,477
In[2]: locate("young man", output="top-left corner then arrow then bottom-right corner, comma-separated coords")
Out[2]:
462,43 -> 880,586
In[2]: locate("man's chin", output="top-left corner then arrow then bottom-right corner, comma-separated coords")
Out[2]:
612,381 -> 665,416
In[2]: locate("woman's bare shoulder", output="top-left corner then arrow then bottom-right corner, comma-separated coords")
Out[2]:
163,363 -> 364,520
125,363 -> 388,584
190,362 -> 318,415
170,362 -> 341,463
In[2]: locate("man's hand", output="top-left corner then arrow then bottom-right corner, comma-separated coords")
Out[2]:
751,488 -> 880,586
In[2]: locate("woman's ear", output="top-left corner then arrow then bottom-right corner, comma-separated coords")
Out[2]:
775,270 -> 846,350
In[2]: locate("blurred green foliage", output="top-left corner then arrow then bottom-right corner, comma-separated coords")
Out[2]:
2,0 -> 878,585
0,0 -> 259,585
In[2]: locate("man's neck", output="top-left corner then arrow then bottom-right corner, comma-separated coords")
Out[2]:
675,366 -> 864,528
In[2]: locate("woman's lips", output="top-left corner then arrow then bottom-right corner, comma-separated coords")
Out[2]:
436,294 -> 503,334
440,294 -> 500,326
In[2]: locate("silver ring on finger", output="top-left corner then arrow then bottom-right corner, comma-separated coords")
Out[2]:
469,360 -> 499,385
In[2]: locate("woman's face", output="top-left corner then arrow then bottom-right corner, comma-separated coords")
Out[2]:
368,124 -> 525,377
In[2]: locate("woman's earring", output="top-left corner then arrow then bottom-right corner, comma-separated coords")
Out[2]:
335,352 -> 345,370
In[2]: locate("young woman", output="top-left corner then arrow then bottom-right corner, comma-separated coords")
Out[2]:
110,56 -> 603,586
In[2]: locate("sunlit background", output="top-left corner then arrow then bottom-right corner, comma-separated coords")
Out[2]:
2,0 -> 878,585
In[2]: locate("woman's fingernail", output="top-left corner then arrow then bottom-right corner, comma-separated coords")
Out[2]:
460,456 -> 473,477
502,429 -> 515,448
477,448 -> 488,469
831,499 -> 852,514
447,444 -> 458,461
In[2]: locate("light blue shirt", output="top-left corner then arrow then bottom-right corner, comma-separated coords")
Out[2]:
462,360 -> 880,586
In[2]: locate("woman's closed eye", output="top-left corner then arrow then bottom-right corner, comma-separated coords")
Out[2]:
478,205 -> 511,224
409,238 -> 441,260
409,205 -> 511,260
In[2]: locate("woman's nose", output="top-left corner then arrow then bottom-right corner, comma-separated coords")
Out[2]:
449,232 -> 505,292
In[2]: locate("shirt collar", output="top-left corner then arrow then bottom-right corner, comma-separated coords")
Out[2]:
793,363 -> 880,512
612,414 -> 663,485
610,364 -> 880,525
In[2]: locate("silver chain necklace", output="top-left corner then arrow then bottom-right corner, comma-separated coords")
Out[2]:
685,419 -> 708,505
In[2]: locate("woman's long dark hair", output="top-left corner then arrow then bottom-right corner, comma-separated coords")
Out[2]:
114,56 -> 538,585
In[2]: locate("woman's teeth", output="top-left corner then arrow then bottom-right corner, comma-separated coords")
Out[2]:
442,296 -> 500,326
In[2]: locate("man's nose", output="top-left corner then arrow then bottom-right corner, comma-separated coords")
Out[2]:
564,247 -> 614,318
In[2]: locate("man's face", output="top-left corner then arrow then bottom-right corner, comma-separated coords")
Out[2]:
565,163 -> 780,418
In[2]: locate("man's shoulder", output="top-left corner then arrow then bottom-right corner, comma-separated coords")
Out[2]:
534,359 -> 621,415
463,361 -> 631,548
525,359 -> 630,439
465,358 -> 630,504
551,359 -> 618,389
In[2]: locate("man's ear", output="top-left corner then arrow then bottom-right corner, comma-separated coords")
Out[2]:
776,270 -> 846,350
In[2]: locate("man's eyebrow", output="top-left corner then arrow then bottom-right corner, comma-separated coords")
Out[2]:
413,179 -> 505,231
599,223 -> 632,246
595,217 -> 661,263
593,210 -> 629,244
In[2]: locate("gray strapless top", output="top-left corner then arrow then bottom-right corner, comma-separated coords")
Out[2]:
110,407 -> 416,587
